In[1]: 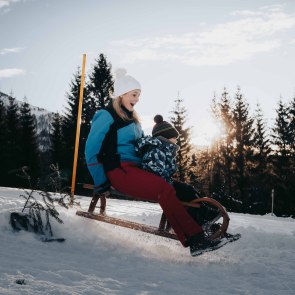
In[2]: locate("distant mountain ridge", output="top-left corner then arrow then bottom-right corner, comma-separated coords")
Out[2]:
0,91 -> 54,152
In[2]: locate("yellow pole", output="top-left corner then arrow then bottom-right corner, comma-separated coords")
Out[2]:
71,54 -> 86,201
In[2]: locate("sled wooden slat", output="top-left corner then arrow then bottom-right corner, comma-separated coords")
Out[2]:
78,184 -> 230,241
76,210 -> 178,240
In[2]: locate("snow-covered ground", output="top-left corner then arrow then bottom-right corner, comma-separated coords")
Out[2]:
0,187 -> 294,295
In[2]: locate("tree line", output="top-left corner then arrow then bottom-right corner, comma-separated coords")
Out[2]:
179,88 -> 295,217
0,54 -> 113,190
0,96 -> 41,187
0,53 -> 294,216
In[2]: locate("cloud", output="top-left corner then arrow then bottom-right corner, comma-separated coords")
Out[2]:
0,68 -> 25,78
0,47 -> 24,55
0,0 -> 29,12
0,0 -> 19,9
110,5 -> 295,66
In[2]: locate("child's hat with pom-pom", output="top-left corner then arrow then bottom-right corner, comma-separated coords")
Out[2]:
113,68 -> 141,98
152,115 -> 179,139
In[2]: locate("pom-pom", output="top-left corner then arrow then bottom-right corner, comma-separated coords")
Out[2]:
115,68 -> 127,79
154,114 -> 163,124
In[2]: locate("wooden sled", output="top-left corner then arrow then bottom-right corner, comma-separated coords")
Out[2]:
76,185 -> 230,241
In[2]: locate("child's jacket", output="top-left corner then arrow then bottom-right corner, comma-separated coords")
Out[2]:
135,136 -> 179,183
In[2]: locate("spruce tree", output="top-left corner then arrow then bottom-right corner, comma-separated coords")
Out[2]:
188,153 -> 198,187
6,94 -> 23,186
207,94 -> 223,196
19,98 -> 40,183
0,99 -> 8,185
271,99 -> 293,215
193,147 -> 213,196
50,112 -> 63,166
272,100 -> 291,165
61,68 -> 89,183
232,88 -> 254,211
251,103 -> 272,213
170,94 -> 192,182
253,104 -> 271,173
218,88 -> 235,197
206,90 -> 237,209
86,53 -> 114,127
288,96 -> 295,215
288,96 -> 295,157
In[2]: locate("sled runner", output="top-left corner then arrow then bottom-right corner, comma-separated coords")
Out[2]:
76,184 -> 230,241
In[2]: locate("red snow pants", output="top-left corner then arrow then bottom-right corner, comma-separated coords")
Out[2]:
106,162 -> 203,246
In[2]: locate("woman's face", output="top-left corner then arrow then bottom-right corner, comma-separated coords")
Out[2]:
121,90 -> 141,111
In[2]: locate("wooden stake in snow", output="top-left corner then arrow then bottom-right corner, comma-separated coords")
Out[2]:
70,54 -> 86,202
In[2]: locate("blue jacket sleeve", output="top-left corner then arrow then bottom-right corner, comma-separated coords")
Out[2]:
85,110 -> 114,192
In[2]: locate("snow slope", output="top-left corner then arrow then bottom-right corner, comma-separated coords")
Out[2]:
0,187 -> 294,295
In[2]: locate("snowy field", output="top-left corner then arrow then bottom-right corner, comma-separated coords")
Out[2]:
0,187 -> 295,295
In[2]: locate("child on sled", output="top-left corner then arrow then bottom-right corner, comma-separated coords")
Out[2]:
135,115 -> 219,225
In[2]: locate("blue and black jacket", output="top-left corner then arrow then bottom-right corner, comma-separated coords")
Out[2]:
135,136 -> 179,184
85,103 -> 143,192
135,137 -> 200,202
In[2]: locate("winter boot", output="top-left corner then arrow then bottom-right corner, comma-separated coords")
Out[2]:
188,203 -> 221,225
188,233 -> 221,256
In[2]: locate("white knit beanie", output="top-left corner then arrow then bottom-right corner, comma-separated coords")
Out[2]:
113,68 -> 141,98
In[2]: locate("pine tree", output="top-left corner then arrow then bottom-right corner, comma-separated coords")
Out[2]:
19,98 -> 40,183
272,99 -> 291,159
170,94 -> 192,182
188,153 -> 201,191
218,88 -> 235,197
0,99 -> 8,185
86,53 -> 113,127
205,90 -> 238,209
271,99 -> 294,215
50,112 -> 63,166
253,104 -> 271,173
287,96 -> 295,215
61,68 -> 89,183
288,96 -> 295,157
207,94 -> 223,197
251,103 -> 272,213
232,88 -> 254,210
193,147 -> 213,196
6,94 -> 23,186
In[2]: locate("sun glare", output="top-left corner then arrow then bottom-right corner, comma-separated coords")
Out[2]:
192,118 -> 223,147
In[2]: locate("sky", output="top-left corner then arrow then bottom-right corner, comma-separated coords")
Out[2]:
1,0 -> 295,145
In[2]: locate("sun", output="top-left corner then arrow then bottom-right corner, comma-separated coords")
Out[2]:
192,118 -> 223,147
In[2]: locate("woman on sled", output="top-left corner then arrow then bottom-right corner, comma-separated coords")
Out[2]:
85,69 -> 219,256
